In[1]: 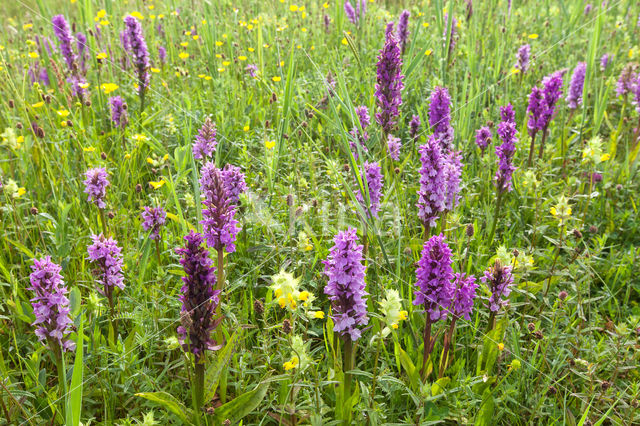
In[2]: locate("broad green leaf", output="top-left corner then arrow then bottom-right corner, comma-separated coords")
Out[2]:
135,392 -> 192,424
210,382 -> 269,423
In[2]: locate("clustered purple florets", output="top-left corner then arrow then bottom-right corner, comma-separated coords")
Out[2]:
615,63 -> 637,97
123,15 -> 150,94
450,273 -> 478,320
481,261 -> 514,312
495,104 -> 518,193
429,86 -> 454,150
475,126 -> 492,154
600,53 -> 611,71
29,257 -> 75,352
397,10 -> 410,54
51,15 -> 75,70
344,0 -> 366,26
516,44 -> 531,74
409,114 -> 421,141
176,231 -> 221,361
221,164 -> 247,204
417,136 -> 446,228
83,167 -> 110,209
141,206 -> 167,240
375,23 -> 404,135
199,162 -> 242,253
443,150 -> 462,212
109,96 -> 129,129
193,117 -> 218,160
387,134 -> 402,160
52,15 -> 88,100
323,228 -> 368,341
87,234 -> 125,292
566,62 -> 587,109
349,105 -> 370,157
355,161 -> 383,218
413,234 -> 454,321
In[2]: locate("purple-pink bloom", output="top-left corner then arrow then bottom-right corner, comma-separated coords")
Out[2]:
443,13 -> 457,58
193,117 -> 217,160
615,63 -> 637,97
109,96 -> 129,129
123,15 -> 150,94
443,150 -> 462,212
375,22 -> 404,135
387,134 -> 402,160
527,85 -> 545,135
158,45 -> 167,64
450,273 -> 478,320
221,164 -> 247,204
355,161 -> 383,218
397,10 -> 410,54
199,162 -> 241,253
495,104 -> 518,193
409,114 -> 421,141
344,1 -> 358,25
600,53 -> 611,71
540,71 -> 564,129
475,126 -> 492,153
429,86 -> 454,150
83,167 -> 110,209
516,44 -> 531,74
176,231 -> 221,361
29,257 -> 75,352
417,136 -> 446,228
323,228 -> 368,341
413,234 -> 455,321
141,206 -> 167,240
245,64 -> 258,77
349,105 -> 370,156
566,62 -> 587,109
76,32 -> 89,74
51,15 -> 76,70
633,74 -> 640,113
584,3 -> 592,14
87,234 -> 125,291
481,261 -> 514,312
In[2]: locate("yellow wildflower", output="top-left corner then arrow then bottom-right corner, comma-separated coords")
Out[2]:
100,83 -> 119,94
149,180 -> 166,190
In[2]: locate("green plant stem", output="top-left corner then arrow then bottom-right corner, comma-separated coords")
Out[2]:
52,341 -> 67,418
342,337 -> 354,420
99,209 -> 108,235
527,132 -> 537,167
538,128 -> 548,159
194,362 -> 205,421
487,189 -> 503,246
420,314 -> 433,381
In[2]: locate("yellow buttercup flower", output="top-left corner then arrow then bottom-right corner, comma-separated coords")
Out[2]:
498,342 -> 505,351
272,76 -> 281,82
238,55 -> 247,61
130,11 -> 144,20
289,5 -> 299,12
96,52 -> 108,59
31,102 -> 44,108
528,33 -> 538,39
57,109 -> 70,118
283,356 -> 299,371
243,125 -> 249,132
83,146 -> 95,152
132,134 -> 148,142
100,83 -> 119,94
149,180 -> 166,190
312,311 -> 324,319
425,49 -> 433,56
265,140 -> 276,149
179,52 -> 189,60
28,51 -> 39,59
